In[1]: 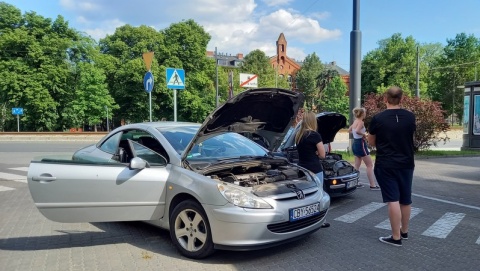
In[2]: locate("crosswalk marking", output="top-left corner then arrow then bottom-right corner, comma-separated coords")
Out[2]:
9,167 -> 29,172
334,202 -> 386,223
375,207 -> 423,230
0,185 -> 15,192
422,212 -> 466,239
0,172 -> 27,183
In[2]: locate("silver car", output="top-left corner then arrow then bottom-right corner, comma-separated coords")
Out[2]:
27,88 -> 330,259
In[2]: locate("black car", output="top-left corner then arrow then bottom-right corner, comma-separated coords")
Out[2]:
277,112 -> 359,197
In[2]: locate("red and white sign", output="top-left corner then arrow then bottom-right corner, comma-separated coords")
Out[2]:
239,73 -> 258,88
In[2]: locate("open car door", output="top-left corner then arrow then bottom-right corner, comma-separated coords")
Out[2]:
27,154 -> 169,223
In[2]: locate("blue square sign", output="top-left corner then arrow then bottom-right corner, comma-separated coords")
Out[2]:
166,68 -> 185,89
12,108 -> 23,115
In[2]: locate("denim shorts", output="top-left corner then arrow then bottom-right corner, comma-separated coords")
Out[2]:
352,138 -> 369,157
374,167 -> 414,205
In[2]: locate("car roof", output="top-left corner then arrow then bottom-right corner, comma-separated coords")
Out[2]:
121,121 -> 200,130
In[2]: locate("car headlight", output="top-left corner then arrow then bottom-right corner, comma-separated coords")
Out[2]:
217,184 -> 272,209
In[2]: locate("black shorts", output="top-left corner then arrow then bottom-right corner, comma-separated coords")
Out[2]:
352,138 -> 369,157
374,167 -> 414,205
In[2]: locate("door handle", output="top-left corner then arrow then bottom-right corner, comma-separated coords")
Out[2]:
32,175 -> 57,183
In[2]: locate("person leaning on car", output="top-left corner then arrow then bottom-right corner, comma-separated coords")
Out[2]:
295,111 -> 330,228
367,86 -> 416,247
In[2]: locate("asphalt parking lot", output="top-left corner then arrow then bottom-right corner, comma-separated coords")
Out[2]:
0,142 -> 479,271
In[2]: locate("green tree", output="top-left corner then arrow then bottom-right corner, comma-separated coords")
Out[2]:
99,24 -> 168,123
295,53 -> 324,110
0,2 -> 86,131
64,62 -> 118,131
319,76 -> 349,118
160,19 -> 217,122
429,33 -> 480,124
361,33 -> 437,98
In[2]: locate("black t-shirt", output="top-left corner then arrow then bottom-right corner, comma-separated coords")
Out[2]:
368,109 -> 416,169
297,131 -> 323,173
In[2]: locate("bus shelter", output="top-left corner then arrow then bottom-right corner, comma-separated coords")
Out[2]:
462,81 -> 480,150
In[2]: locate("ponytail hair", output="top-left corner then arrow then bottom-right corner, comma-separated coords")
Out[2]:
353,107 -> 366,119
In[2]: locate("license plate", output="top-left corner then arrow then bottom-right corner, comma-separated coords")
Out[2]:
346,180 -> 357,189
289,203 -> 320,222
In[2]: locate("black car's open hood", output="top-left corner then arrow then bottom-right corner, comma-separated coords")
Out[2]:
278,111 -> 347,151
181,88 -> 305,160
316,112 -> 347,144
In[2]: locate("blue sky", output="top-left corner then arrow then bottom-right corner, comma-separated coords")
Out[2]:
4,0 -> 480,71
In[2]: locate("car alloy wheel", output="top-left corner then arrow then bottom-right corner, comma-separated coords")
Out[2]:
170,200 -> 214,259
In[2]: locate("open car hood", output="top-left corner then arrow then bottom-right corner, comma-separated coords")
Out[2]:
181,88 -> 305,160
316,112 -> 347,144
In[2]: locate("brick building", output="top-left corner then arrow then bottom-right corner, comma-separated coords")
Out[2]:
269,33 -> 302,89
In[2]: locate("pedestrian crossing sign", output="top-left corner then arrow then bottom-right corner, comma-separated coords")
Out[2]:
166,68 -> 185,89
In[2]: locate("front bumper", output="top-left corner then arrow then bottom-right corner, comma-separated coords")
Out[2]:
325,172 -> 359,198
202,190 -> 330,250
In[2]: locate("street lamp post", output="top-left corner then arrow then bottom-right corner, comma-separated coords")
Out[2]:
105,106 -> 109,132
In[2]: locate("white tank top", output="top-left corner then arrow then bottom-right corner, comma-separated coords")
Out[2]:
352,126 -> 365,139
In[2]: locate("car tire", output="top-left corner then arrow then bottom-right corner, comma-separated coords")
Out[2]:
169,200 -> 215,259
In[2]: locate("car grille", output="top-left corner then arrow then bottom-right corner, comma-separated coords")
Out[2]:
267,209 -> 328,233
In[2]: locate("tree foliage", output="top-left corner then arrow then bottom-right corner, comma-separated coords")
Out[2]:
428,33 -> 480,124
363,93 -> 449,151
0,2 -> 116,131
295,53 -> 324,110
361,33 -> 433,97
319,76 -> 349,118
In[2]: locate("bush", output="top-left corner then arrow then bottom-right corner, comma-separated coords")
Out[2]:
363,93 -> 450,152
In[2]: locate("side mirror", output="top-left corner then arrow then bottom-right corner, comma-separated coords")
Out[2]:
129,157 -> 148,170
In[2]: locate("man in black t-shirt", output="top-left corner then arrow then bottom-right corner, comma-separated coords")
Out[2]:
368,86 -> 416,247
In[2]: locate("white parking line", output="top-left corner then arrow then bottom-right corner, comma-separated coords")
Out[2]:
9,167 -> 29,172
422,212 -> 466,239
477,236 -> 480,245
375,207 -> 423,230
0,172 -> 27,183
334,202 -> 386,223
413,193 -> 480,211
0,185 -> 15,192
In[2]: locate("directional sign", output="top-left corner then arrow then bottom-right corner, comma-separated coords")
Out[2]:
143,71 -> 154,93
240,73 -> 258,88
12,108 -> 23,115
166,68 -> 185,89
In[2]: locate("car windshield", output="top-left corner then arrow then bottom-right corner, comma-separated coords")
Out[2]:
157,125 -> 267,160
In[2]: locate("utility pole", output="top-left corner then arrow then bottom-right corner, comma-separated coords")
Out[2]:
348,0 -> 362,154
416,46 -> 420,97
215,47 -> 219,107
105,106 -> 109,132
349,0 -> 361,122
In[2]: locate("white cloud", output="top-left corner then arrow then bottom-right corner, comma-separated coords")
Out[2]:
262,0 -> 294,7
257,9 -> 341,44
60,0 -> 99,11
58,0 -> 340,60
309,11 -> 330,21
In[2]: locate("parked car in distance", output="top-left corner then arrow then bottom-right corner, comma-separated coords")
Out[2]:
277,112 -> 359,198
27,88 -> 330,259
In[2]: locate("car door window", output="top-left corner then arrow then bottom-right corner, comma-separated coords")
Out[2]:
99,132 -> 122,154
130,140 -> 167,166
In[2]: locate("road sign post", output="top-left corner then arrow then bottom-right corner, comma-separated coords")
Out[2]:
166,68 -> 185,122
12,108 -> 23,132
143,71 -> 154,122
142,52 -> 155,122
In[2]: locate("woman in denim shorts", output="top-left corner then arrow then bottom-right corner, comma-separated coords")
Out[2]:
349,107 -> 380,190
